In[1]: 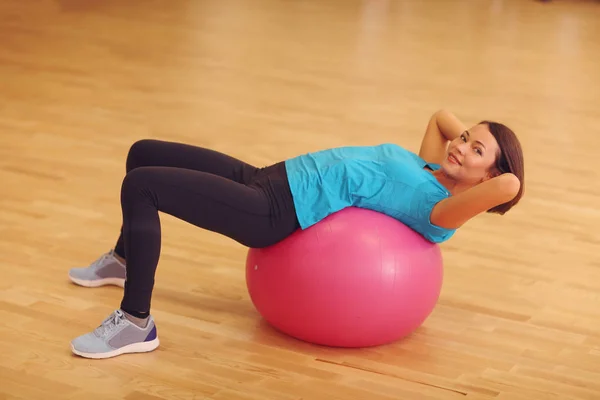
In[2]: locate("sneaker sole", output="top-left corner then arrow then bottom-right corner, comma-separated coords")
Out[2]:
71,337 -> 160,359
68,275 -> 125,288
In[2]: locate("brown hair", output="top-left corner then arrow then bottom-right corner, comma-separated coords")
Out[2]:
479,121 -> 524,215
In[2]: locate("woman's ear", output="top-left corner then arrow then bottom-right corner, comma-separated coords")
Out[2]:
482,168 -> 501,182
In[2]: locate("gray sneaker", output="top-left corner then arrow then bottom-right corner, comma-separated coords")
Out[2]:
71,309 -> 159,359
68,250 -> 126,287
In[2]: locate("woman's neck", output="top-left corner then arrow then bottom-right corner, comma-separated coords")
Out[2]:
429,168 -> 470,196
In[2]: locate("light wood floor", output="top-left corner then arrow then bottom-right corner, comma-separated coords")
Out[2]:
2,0 -> 600,399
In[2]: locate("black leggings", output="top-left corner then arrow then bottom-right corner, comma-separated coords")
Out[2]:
113,139 -> 300,316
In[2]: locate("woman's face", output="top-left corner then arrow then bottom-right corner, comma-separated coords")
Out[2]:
440,123 -> 500,184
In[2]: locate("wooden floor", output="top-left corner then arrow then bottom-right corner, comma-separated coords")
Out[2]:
1,0 -> 600,398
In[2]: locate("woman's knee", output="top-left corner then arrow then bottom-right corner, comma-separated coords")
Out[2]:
120,167 -> 157,205
126,139 -> 158,172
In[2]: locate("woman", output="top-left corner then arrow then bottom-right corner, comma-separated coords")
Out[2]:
68,109 -> 524,359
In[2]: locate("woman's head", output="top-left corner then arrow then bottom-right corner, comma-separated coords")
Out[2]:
440,121 -> 524,214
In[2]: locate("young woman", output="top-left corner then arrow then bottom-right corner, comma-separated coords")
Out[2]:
68,109 -> 524,359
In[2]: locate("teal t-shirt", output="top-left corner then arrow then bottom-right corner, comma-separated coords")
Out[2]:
284,143 -> 456,243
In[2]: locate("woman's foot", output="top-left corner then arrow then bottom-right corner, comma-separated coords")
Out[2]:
71,309 -> 159,359
68,250 -> 126,287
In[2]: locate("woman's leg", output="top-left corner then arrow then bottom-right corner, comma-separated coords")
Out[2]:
119,165 -> 297,315
124,139 -> 259,182
70,163 -> 299,359
68,139 -> 261,287
114,139 -> 261,258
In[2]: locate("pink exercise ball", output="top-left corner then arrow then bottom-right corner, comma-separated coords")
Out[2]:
245,207 -> 444,348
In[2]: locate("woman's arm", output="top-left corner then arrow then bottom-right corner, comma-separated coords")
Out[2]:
418,110 -> 467,165
430,173 -> 521,229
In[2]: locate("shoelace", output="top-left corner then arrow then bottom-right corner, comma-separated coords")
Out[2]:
94,310 -> 126,338
95,250 -> 125,268
91,250 -> 123,270
90,252 -> 111,269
